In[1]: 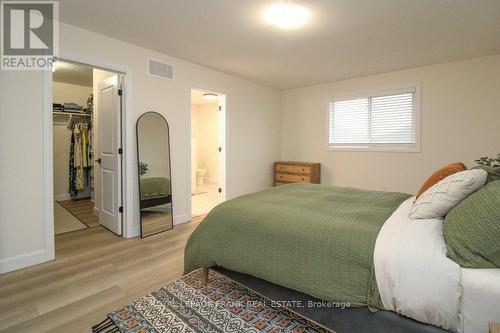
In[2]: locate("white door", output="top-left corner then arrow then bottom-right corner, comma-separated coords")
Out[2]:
98,76 -> 122,235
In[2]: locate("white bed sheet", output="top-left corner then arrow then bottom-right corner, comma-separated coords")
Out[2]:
461,268 -> 500,333
374,197 -> 500,333
374,197 -> 462,332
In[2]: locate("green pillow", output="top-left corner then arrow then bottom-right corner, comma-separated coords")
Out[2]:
444,180 -> 500,268
471,165 -> 500,183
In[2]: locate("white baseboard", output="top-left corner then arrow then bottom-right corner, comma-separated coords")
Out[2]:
174,213 -> 192,226
54,193 -> 71,201
126,225 -> 141,239
93,207 -> 100,217
0,249 -> 49,274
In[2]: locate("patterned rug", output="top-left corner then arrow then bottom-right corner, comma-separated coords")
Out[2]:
93,269 -> 334,333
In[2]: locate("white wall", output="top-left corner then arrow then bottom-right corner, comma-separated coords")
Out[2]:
138,114 -> 170,178
281,55 -> 500,194
191,101 -> 219,183
52,125 -> 72,200
52,82 -> 93,200
0,22 -> 281,272
53,81 -> 91,106
0,70 -> 49,272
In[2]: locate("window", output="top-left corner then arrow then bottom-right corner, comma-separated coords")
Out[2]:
328,87 -> 420,152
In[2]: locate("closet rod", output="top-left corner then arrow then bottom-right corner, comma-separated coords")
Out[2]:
53,111 -> 91,117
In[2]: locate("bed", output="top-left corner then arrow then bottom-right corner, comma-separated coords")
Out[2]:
139,176 -> 171,209
184,183 -> 500,333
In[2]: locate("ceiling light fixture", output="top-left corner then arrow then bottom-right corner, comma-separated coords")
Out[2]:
264,3 -> 310,29
203,93 -> 218,101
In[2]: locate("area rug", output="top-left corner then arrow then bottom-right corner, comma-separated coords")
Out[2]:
92,269 -> 333,333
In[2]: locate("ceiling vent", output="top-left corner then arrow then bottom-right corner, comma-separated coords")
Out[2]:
148,59 -> 173,80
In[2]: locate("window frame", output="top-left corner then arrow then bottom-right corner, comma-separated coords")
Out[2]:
326,83 -> 421,153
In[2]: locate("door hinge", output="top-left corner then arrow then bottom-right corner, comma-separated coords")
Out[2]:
119,206 -> 123,213
218,188 -> 222,193
118,89 -> 123,96
118,148 -> 123,155
218,147 -> 222,152
218,106 -> 222,111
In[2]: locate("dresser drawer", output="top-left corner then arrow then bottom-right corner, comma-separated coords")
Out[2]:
275,164 -> 311,175
275,173 -> 311,183
273,161 -> 321,186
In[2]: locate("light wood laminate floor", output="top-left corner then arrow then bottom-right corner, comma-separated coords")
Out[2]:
0,216 -> 203,333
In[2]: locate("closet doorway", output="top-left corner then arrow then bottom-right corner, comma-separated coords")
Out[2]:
190,89 -> 226,217
52,60 -> 124,237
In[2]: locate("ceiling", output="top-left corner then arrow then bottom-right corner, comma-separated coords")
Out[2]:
53,61 -> 93,87
59,0 -> 500,89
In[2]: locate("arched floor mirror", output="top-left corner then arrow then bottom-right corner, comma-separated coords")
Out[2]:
136,112 -> 173,237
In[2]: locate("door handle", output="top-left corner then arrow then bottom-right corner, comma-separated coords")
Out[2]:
95,158 -> 102,164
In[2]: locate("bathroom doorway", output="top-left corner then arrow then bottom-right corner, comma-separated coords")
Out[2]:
190,89 -> 226,217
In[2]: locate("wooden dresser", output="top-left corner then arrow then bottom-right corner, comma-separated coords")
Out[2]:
274,161 -> 321,186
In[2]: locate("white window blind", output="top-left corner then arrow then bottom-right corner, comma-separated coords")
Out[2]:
328,90 -> 417,149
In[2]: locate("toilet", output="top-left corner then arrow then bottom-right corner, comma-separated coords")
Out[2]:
196,168 -> 206,185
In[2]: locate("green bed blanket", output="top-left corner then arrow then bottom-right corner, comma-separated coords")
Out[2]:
184,183 -> 410,308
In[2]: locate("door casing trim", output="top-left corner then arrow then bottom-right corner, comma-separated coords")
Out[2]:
188,89 -> 227,217
43,52 -> 134,264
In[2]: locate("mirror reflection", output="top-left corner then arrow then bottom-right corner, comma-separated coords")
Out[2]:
137,112 -> 173,237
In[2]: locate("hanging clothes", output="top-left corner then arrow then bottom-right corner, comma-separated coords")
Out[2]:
69,126 -> 77,197
74,125 -> 85,191
68,119 -> 92,197
66,94 -> 94,199
81,126 -> 88,168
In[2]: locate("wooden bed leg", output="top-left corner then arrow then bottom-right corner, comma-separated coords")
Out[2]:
201,267 -> 209,283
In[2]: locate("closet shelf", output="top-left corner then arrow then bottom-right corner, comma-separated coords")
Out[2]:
53,111 -> 91,117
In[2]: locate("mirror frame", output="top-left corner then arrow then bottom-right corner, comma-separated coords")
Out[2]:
136,111 -> 174,238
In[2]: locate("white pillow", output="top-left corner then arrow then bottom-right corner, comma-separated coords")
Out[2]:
409,169 -> 487,219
